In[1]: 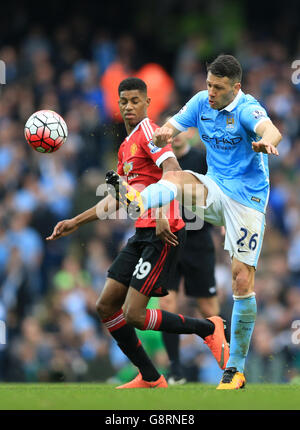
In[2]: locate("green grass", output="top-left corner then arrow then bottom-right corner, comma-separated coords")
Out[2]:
0,383 -> 299,410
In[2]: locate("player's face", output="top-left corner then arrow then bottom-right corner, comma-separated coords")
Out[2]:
118,90 -> 150,128
206,72 -> 241,110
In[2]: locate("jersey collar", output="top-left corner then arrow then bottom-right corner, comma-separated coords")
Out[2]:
220,89 -> 243,112
125,117 -> 148,141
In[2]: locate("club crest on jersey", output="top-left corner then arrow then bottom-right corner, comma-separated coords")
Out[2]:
252,109 -> 266,119
148,140 -> 162,154
123,161 -> 133,175
130,143 -> 138,156
226,116 -> 235,129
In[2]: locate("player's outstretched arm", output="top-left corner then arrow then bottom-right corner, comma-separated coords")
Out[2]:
46,218 -> 79,241
152,121 -> 180,148
252,120 -> 282,155
46,195 -> 119,241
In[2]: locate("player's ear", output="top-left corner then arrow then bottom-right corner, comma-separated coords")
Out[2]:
146,96 -> 151,106
234,82 -> 241,92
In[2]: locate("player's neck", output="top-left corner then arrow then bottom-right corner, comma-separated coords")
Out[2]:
125,116 -> 147,136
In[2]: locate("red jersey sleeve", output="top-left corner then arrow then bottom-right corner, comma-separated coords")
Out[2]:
139,118 -> 176,168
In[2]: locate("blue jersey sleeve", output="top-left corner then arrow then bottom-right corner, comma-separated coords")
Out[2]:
239,103 -> 270,134
170,92 -> 203,131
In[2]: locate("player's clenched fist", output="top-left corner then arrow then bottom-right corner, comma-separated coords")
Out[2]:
46,219 -> 78,241
152,126 -> 174,147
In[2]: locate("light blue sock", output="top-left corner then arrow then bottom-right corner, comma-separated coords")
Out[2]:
226,294 -> 257,373
141,180 -> 178,210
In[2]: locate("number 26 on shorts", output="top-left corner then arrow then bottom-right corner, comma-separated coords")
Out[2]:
237,227 -> 258,251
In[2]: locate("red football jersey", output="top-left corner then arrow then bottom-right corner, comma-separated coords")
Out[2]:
117,117 -> 185,232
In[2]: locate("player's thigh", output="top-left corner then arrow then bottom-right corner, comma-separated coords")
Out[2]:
223,196 -> 266,269
181,172 -> 224,226
129,227 -> 185,299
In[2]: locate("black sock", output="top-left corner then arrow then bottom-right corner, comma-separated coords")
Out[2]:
102,310 -> 160,382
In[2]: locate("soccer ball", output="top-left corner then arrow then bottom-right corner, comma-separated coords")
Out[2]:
24,110 -> 68,153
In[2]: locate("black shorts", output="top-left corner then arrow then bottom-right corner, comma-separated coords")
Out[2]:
107,227 -> 186,297
168,229 -> 216,298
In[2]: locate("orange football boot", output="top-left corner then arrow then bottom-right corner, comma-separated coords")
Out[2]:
116,373 -> 168,389
203,316 -> 230,370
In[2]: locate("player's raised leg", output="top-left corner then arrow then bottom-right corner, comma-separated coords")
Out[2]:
105,169 -> 208,217
140,170 -> 208,212
217,258 -> 256,390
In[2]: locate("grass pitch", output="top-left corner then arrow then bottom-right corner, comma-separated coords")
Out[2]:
0,383 -> 299,410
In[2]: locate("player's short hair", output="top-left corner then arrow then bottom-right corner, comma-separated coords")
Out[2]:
207,55 -> 242,83
118,77 -> 147,95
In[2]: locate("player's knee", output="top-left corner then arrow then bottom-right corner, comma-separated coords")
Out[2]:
96,296 -> 110,320
232,265 -> 253,296
123,306 -> 146,329
96,294 -> 119,320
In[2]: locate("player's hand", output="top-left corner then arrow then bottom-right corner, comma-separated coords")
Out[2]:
156,215 -> 178,247
252,140 -> 279,156
152,126 -> 173,148
46,219 -> 78,241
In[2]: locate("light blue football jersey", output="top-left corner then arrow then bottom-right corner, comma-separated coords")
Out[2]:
170,90 -> 271,213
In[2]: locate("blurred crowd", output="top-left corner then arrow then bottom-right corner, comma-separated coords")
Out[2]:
0,15 -> 299,385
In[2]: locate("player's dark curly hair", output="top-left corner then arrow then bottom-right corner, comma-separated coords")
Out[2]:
118,77 -> 147,95
207,54 -> 242,83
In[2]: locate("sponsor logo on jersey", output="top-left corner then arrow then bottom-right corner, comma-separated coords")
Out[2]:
130,143 -> 138,156
148,140 -> 162,154
252,109 -> 266,119
201,135 -> 242,146
123,161 -> 133,175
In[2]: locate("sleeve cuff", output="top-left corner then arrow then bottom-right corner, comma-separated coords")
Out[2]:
254,117 -> 271,133
156,151 -> 176,168
169,118 -> 187,132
